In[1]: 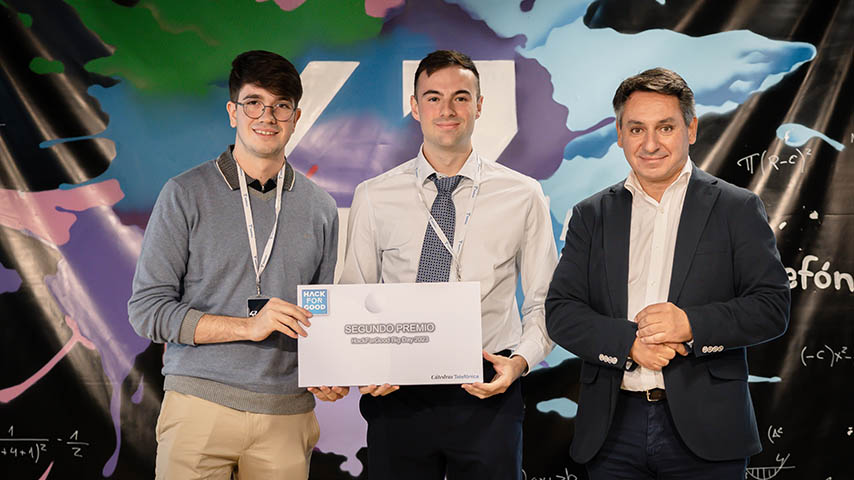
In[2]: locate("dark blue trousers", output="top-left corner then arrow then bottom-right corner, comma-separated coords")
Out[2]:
587,391 -> 747,479
360,354 -> 523,480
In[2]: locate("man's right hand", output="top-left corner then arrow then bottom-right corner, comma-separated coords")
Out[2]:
629,338 -> 683,371
242,298 -> 312,341
359,384 -> 400,396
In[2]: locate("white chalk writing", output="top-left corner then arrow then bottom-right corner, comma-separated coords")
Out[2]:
785,255 -> 854,292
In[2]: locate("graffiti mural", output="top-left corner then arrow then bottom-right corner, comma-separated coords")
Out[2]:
1,0 -> 851,478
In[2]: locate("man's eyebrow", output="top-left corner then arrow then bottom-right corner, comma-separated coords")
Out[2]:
624,117 -> 678,125
239,94 -> 293,105
420,89 -> 473,98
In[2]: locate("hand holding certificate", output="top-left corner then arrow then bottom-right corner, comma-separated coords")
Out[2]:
298,282 -> 483,387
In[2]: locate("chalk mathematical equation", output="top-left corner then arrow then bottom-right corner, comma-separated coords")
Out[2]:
767,425 -> 783,445
0,426 -> 89,464
801,345 -> 852,368
522,467 -> 579,480
737,146 -> 811,175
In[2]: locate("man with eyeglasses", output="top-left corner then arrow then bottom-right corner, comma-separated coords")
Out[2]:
129,50 -> 343,479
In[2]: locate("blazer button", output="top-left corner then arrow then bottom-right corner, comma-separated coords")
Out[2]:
702,346 -> 709,353
598,354 -> 605,362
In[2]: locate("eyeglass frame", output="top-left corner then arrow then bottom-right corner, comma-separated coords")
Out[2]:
234,99 -> 298,122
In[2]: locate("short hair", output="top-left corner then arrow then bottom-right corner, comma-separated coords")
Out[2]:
229,50 -> 302,107
414,50 -> 480,98
612,67 -> 695,127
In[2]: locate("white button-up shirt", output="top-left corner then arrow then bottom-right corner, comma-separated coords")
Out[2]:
340,149 -> 557,368
622,159 -> 693,391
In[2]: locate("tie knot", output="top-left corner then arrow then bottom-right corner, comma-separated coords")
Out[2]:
433,175 -> 462,193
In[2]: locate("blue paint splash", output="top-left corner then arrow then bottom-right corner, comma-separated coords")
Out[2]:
537,398 -> 578,418
777,123 -> 845,151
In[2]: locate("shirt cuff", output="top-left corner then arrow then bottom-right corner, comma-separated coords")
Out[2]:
178,308 -> 205,346
510,344 -> 545,376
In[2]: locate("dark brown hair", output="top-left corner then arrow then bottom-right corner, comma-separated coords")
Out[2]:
612,67 -> 695,127
414,50 -> 480,97
229,50 -> 302,106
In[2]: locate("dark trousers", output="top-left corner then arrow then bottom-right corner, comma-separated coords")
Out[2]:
360,353 -> 523,480
587,391 -> 747,479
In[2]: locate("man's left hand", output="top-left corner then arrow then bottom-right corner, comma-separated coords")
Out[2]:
462,351 -> 527,399
308,386 -> 350,402
635,302 -> 693,344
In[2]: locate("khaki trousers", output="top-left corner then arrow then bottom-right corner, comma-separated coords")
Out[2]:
155,391 -> 319,479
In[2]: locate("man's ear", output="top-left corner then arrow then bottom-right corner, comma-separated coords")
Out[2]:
410,95 -> 420,122
688,116 -> 698,144
227,102 -> 237,128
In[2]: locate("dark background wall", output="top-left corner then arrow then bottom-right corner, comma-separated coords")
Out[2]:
1,1 -> 851,478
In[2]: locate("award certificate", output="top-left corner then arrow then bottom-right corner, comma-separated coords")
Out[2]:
297,282 -> 483,387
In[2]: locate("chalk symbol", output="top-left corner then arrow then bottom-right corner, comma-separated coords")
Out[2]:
746,453 -> 795,480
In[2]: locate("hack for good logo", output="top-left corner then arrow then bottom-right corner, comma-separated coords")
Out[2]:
301,289 -> 329,315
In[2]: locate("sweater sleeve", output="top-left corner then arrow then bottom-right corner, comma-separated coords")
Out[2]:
128,179 -> 201,345
311,200 -> 339,285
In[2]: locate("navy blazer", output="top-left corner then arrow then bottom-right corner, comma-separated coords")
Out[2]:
545,166 -> 790,463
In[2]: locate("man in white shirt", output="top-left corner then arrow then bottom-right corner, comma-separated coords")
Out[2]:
339,50 -> 557,479
546,68 -> 790,478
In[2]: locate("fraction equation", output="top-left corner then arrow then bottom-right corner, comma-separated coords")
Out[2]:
800,345 -> 852,368
0,426 -> 89,464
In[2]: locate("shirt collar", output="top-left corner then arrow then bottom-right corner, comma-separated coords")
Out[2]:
215,145 -> 295,192
414,146 -> 479,185
624,157 -> 693,198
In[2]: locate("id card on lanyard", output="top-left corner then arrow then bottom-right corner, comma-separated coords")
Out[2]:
237,161 -> 286,316
415,156 -> 482,281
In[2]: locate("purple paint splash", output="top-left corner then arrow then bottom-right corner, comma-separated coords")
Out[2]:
288,113 -> 423,207
0,264 -> 22,294
314,393 -> 369,475
44,205 -> 146,477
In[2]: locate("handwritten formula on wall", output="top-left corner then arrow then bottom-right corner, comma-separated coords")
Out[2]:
0,426 -> 89,465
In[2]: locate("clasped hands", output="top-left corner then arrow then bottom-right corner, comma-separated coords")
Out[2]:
630,302 -> 693,371
359,351 -> 527,400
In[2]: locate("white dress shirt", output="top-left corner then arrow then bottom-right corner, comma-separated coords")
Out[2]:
340,148 -> 557,369
622,159 -> 693,391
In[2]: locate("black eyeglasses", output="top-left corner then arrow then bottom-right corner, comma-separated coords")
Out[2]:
235,100 -> 296,122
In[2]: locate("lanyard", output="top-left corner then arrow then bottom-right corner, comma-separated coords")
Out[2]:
415,156 -> 482,280
237,162 -> 286,296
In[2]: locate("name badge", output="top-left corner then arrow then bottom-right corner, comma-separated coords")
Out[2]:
247,296 -> 270,317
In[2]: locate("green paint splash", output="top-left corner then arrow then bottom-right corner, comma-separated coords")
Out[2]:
1,1 -> 33,27
30,57 -> 65,74
64,0 -> 383,95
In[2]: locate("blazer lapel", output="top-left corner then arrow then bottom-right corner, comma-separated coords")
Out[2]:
602,184 -> 632,318
668,167 -> 720,303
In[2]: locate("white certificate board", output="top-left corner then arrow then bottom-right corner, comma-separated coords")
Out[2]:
297,282 -> 483,387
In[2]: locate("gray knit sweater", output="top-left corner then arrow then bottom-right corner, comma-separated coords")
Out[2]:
128,148 -> 338,414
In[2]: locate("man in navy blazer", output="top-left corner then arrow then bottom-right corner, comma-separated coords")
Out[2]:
545,68 -> 790,478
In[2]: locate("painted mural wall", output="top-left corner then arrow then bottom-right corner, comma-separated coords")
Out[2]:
1,1 -> 851,478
